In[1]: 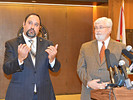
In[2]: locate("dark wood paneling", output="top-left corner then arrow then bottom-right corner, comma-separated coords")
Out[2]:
108,0 -> 133,40
64,7 -> 93,93
0,3 -> 93,98
126,29 -> 133,47
108,0 -> 121,40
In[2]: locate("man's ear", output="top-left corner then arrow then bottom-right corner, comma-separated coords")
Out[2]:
23,21 -> 26,27
39,25 -> 42,30
109,27 -> 112,33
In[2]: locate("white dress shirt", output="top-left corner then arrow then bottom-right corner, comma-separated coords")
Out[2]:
97,36 -> 110,53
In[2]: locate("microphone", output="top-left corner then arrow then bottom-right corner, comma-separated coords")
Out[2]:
126,45 -> 133,53
122,49 -> 133,72
122,49 -> 133,61
119,60 -> 132,89
109,53 -> 125,87
119,60 -> 128,79
105,49 -> 115,84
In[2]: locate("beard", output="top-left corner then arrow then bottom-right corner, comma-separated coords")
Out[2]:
26,28 -> 36,38
95,32 -> 108,41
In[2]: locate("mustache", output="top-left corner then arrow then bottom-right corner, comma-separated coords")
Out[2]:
95,32 -> 102,35
26,28 -> 36,38
28,28 -> 35,32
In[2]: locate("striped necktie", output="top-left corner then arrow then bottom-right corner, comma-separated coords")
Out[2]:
29,40 -> 36,66
29,40 -> 36,57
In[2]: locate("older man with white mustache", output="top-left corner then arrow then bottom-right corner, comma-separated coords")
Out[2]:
77,17 -> 127,100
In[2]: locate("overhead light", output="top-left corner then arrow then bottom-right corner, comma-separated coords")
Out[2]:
32,0 -> 36,3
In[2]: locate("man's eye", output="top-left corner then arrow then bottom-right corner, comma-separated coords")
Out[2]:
35,24 -> 39,27
99,26 -> 103,29
28,21 -> 32,24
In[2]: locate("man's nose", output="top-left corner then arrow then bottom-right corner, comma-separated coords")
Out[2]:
31,24 -> 35,28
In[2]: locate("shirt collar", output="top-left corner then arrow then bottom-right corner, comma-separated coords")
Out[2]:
98,36 -> 110,48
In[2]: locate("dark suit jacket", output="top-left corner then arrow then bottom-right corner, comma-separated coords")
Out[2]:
3,35 -> 61,100
77,39 -> 127,100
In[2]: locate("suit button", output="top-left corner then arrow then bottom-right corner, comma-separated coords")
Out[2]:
34,71 -> 36,73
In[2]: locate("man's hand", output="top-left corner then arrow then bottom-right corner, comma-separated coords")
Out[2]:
18,44 -> 31,63
88,79 -> 107,89
45,44 -> 58,63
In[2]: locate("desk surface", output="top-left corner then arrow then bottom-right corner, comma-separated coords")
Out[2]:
91,87 -> 133,100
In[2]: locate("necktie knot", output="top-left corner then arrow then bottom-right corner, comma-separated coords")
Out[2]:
102,41 -> 104,45
29,40 -> 33,46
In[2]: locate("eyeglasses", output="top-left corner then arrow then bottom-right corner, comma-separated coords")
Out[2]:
94,26 -> 110,30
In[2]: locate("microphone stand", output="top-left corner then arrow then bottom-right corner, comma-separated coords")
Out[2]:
105,83 -> 117,89
105,83 -> 117,100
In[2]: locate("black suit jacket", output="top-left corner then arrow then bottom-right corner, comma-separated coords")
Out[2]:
3,35 -> 61,100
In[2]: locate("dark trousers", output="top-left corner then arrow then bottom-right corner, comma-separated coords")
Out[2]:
33,94 -> 37,100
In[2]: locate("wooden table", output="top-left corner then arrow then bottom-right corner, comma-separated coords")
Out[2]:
91,87 -> 133,100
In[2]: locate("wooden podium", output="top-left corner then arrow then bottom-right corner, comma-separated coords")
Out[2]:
91,87 -> 133,100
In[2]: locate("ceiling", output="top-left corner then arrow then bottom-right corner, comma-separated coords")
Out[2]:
0,0 -> 108,5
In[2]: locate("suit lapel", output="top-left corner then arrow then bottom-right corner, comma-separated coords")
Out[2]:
17,35 -> 25,44
92,39 -> 109,66
107,39 -> 115,53
92,40 -> 101,66
100,39 -> 114,65
36,37 -> 44,57
101,39 -> 115,65
35,37 -> 45,67
101,55 -> 106,65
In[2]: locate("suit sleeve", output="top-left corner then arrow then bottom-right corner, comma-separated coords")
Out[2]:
3,41 -> 23,75
47,41 -> 61,72
49,58 -> 61,72
77,45 -> 92,87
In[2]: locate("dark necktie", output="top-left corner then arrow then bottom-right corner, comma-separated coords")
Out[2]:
100,42 -> 105,63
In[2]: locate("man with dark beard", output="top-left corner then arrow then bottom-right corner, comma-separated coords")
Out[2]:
77,17 -> 127,100
3,13 -> 61,100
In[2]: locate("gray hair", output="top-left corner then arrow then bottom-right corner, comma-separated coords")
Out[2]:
94,17 -> 113,29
